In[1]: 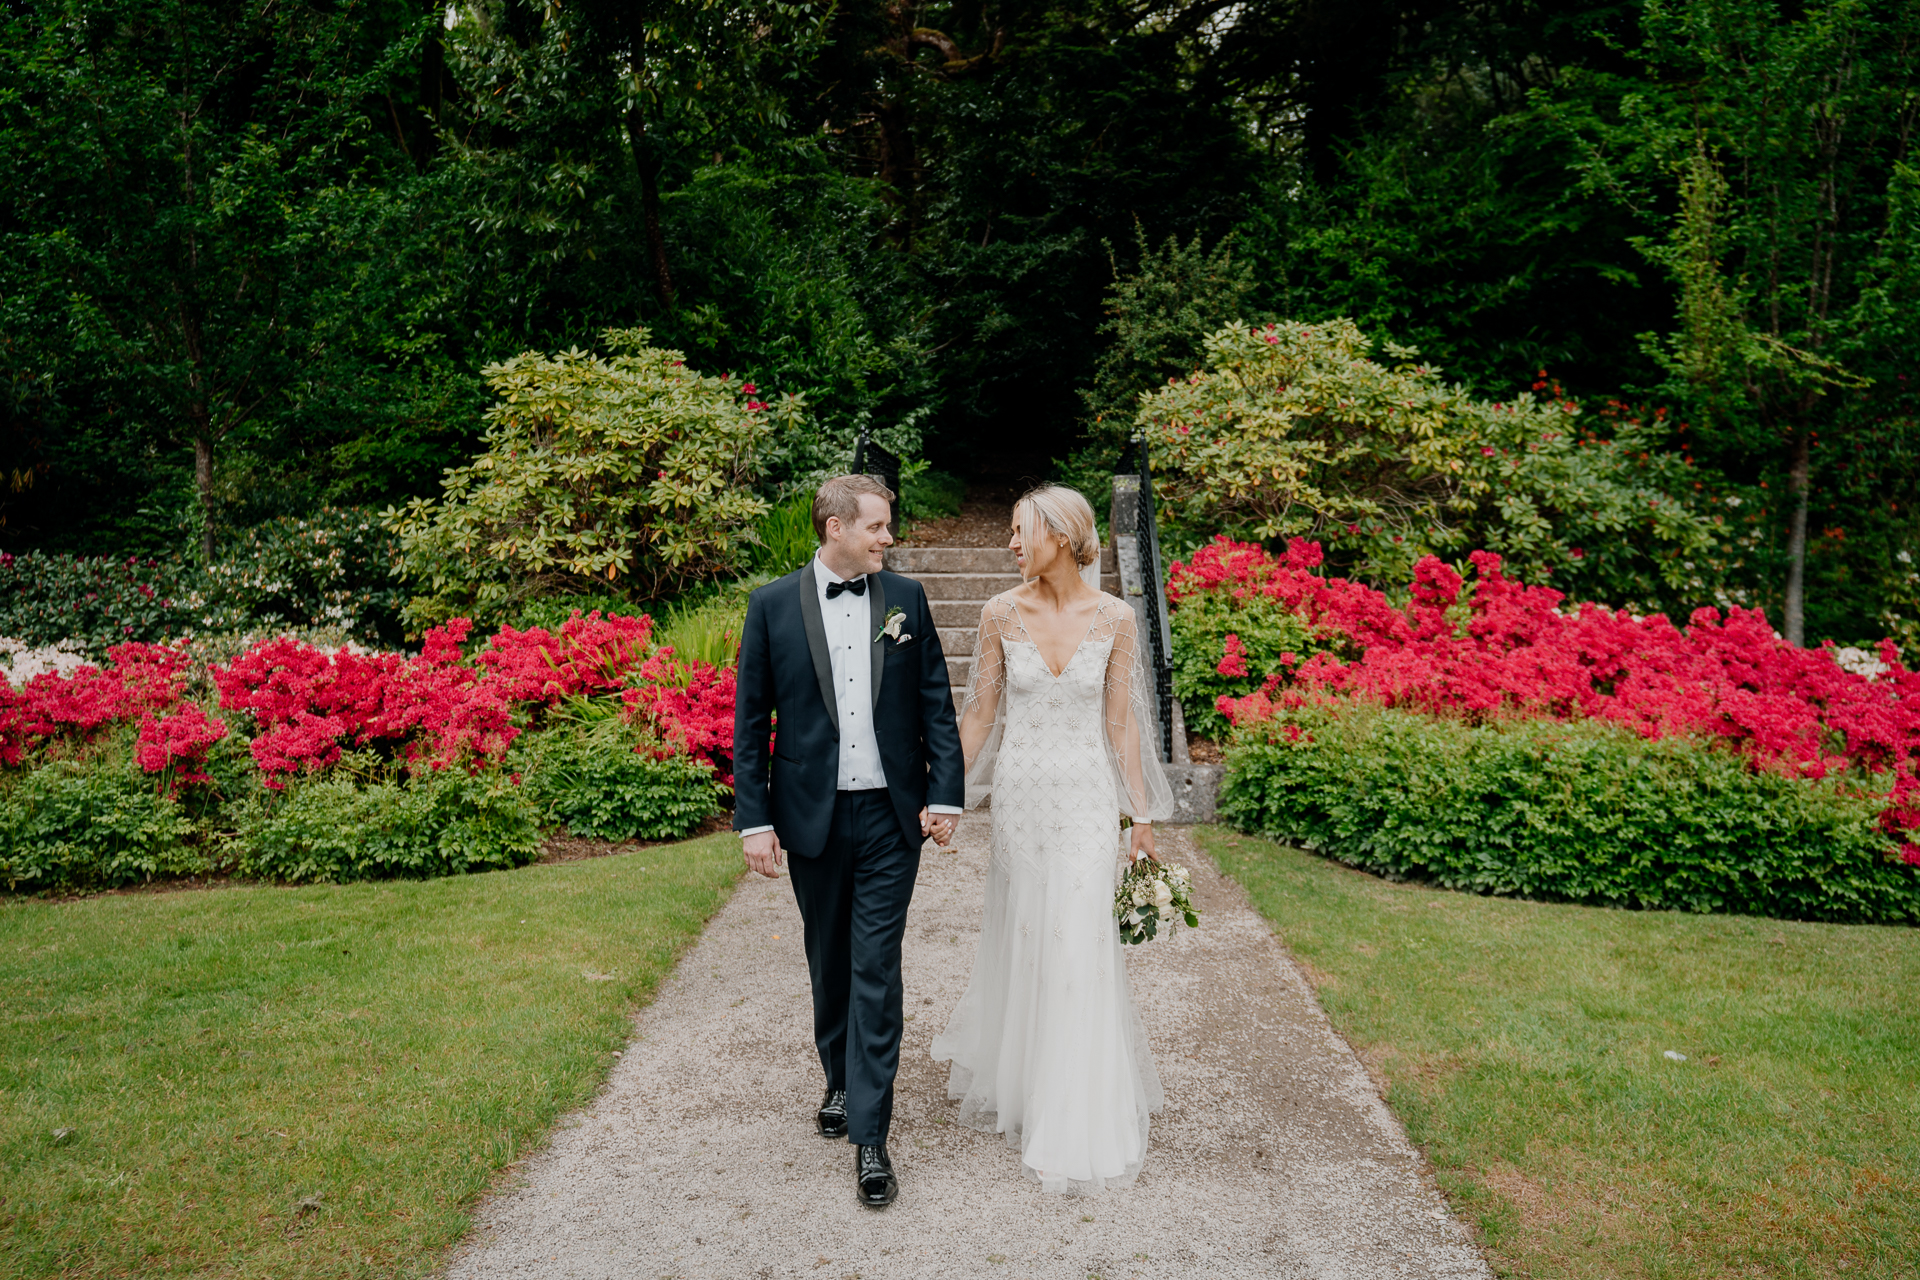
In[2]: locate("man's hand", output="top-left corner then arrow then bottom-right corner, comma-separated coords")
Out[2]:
921,807 -> 959,848
743,830 -> 785,878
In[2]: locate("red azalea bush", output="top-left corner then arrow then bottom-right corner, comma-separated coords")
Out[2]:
135,701 -> 230,787
2,609 -> 733,791
1173,537 -> 1920,865
622,648 -> 739,784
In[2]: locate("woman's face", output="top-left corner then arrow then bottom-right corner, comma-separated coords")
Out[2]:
1009,502 -> 1067,578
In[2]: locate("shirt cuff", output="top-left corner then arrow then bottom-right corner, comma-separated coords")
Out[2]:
738,825 -> 775,838
927,805 -> 963,815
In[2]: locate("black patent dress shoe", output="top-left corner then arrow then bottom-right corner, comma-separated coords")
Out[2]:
855,1144 -> 897,1207
817,1089 -> 848,1139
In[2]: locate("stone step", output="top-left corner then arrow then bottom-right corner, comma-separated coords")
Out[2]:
926,582 -> 1119,628
911,572 -> 1025,601
887,546 -> 1116,575
913,572 -> 1121,603
939,625 -> 975,657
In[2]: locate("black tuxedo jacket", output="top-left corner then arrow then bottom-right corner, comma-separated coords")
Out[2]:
732,561 -> 965,858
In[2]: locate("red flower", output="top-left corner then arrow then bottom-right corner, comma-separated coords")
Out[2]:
1216,634 -> 1250,678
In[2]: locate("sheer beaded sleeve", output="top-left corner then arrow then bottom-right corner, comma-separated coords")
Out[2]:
957,597 -> 1014,805
1100,602 -> 1175,823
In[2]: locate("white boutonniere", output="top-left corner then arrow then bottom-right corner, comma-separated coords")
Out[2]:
877,606 -> 911,644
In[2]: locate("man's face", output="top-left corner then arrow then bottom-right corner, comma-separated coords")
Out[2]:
823,492 -> 893,577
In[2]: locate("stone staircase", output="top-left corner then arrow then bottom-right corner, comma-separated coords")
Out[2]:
884,545 -> 1120,701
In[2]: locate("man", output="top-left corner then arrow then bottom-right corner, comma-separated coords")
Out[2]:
732,474 -> 965,1208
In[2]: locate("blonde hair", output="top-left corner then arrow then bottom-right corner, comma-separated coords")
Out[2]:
1014,484 -> 1100,569
812,473 -> 895,541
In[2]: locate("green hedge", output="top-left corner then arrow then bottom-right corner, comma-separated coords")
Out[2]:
1220,706 -> 1920,924
0,764 -> 203,893
235,769 -> 543,883
512,718 -> 728,842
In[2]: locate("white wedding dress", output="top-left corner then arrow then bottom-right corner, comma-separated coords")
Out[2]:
931,591 -> 1174,1194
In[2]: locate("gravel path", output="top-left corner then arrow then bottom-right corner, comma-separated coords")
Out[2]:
444,826 -> 1491,1280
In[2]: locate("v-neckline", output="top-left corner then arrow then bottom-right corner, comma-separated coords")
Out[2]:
1009,599 -> 1100,679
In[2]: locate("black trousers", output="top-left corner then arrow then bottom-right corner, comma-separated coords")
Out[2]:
786,788 -> 921,1147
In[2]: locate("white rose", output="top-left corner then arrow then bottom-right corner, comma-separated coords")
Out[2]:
1152,882 -> 1174,907
1131,887 -> 1150,907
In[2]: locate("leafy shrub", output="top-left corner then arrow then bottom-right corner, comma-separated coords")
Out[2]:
387,328 -> 796,628
1221,705 -> 1920,923
1186,538 -> 1920,855
201,507 -> 405,645
511,593 -> 637,635
749,491 -> 817,577
901,467 -> 964,522
235,765 -> 543,883
654,593 -> 746,670
0,762 -> 200,892
512,707 -> 727,841
1169,571 -> 1333,741
0,551 -> 202,656
1138,318 -> 1721,603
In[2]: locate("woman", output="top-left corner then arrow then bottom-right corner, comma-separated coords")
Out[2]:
930,484 -> 1173,1194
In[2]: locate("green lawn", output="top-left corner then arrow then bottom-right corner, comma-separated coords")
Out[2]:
0,833 -> 742,1279
1198,827 -> 1920,1280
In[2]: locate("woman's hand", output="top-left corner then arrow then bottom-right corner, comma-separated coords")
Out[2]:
1128,821 -> 1156,863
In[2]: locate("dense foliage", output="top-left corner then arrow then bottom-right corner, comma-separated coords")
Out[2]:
1170,536 -> 1920,918
387,330 -> 789,626
1140,319 -> 1724,603
0,508 -> 403,656
0,609 -> 734,891
1,0 -> 1914,647
1220,706 -> 1917,923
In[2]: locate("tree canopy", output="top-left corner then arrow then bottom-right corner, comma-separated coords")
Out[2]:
1,0 -> 1914,646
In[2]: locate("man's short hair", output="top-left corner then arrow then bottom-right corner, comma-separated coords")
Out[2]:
812,474 -> 896,541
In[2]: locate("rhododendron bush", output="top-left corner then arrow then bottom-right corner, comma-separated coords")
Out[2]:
385,329 -> 800,629
1137,319 -> 1722,605
0,609 -> 734,891
1171,537 -> 1920,920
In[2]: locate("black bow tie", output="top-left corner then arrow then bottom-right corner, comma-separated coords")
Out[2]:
826,575 -> 867,599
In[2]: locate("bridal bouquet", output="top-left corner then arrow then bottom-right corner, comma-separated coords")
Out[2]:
1114,853 -> 1199,945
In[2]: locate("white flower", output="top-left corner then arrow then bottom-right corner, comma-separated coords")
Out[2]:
1152,881 -> 1174,907
877,607 -> 910,644
1131,886 -> 1150,907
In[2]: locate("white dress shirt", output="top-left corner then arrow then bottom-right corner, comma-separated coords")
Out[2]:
739,555 -> 960,839
819,554 -> 887,790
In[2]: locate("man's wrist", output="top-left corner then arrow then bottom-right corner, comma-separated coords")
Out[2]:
739,825 -> 775,838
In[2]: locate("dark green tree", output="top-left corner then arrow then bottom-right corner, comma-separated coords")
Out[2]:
0,0 -> 433,558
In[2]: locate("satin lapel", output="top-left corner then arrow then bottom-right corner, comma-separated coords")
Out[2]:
798,560 -> 838,724
868,573 -> 887,708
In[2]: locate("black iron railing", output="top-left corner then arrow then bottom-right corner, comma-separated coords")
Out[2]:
1132,431 -> 1176,762
852,427 -> 902,536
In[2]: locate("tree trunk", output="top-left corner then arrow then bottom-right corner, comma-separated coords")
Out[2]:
625,104 -> 675,310
874,99 -> 918,246
1783,425 -> 1811,646
193,430 -> 215,564
638,158 -> 674,309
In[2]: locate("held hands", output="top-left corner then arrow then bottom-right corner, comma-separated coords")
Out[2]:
920,807 -> 959,848
743,830 -> 785,878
